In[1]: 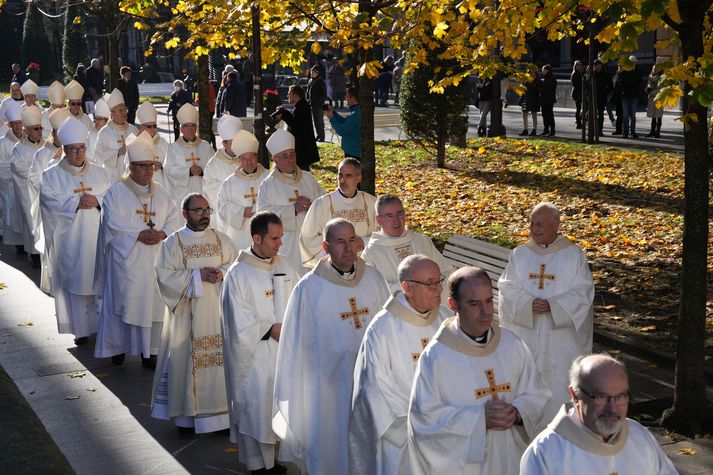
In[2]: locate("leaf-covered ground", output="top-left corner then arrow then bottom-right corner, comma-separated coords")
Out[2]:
311,138 -> 713,356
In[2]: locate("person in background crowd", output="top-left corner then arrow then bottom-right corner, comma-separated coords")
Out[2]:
571,60 -> 584,129
645,64 -> 664,138
167,80 -> 193,141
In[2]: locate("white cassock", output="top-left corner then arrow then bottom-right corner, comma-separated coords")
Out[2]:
408,319 -> 551,475
39,108 -> 53,140
93,120 -> 138,182
0,130 -> 21,235
520,405 -> 678,475
150,134 -> 170,190
299,189 -> 377,268
221,249 -> 297,470
9,136 -> 43,252
350,292 -> 452,475
363,229 -> 453,293
163,136 -> 213,206
273,258 -> 390,475
40,159 -> 112,337
151,226 -> 238,432
30,141 -> 64,293
95,178 -> 181,358
86,128 -> 100,165
203,148 -> 240,209
215,164 -> 269,251
256,167 -> 324,275
497,236 -> 594,423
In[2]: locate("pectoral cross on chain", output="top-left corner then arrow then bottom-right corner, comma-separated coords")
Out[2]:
340,297 -> 369,330
185,152 -> 200,165
244,187 -> 258,205
73,181 -> 92,195
117,135 -> 125,147
474,369 -> 512,400
528,263 -> 555,290
288,189 -> 300,203
136,203 -> 156,229
411,337 -> 430,362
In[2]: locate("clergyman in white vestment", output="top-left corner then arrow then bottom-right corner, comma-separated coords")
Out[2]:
299,157 -> 377,268
86,99 -> 109,166
95,131 -> 180,365
136,101 -> 169,190
0,101 -> 23,241
221,211 -> 297,473
408,267 -> 550,475
273,219 -> 390,475
92,89 -> 138,182
350,255 -> 452,475
203,114 -> 243,209
498,202 -> 594,423
520,354 -> 678,475
256,129 -> 324,275
40,117 -> 112,344
151,193 -> 238,433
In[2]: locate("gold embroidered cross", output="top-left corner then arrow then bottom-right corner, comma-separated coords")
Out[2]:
265,290 -> 273,297
340,297 -> 369,330
185,152 -> 200,165
411,337 -> 430,362
288,189 -> 300,203
475,369 -> 512,400
528,263 -> 555,290
244,187 -> 258,205
73,181 -> 92,194
117,134 -> 125,146
135,203 -> 156,224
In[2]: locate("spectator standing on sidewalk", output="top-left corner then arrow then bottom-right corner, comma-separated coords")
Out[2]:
476,77 -> 493,137
592,60 -> 612,135
325,86 -> 361,158
519,70 -> 540,136
273,85 -> 320,171
307,66 -> 327,142
117,66 -> 140,125
167,80 -> 192,141
539,64 -> 557,136
645,64 -> 664,138
570,60 -> 584,129
619,55 -> 642,138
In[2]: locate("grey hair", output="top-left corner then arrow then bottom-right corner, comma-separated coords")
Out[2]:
569,354 -> 627,395
531,202 -> 560,222
397,254 -> 436,283
447,266 -> 491,302
173,79 -> 185,89
339,157 -> 362,174
323,218 -> 354,244
375,193 -> 403,216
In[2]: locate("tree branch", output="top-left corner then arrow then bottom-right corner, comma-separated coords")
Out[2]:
661,12 -> 683,32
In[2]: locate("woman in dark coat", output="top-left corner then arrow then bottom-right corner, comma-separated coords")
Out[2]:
571,60 -> 584,129
167,79 -> 193,140
519,70 -> 540,136
539,64 -> 557,136
274,85 -> 320,170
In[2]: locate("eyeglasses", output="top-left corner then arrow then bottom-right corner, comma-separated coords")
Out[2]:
144,124 -> 157,129
578,387 -> 630,406
406,277 -> 445,290
188,207 -> 213,217
380,211 -> 406,220
69,101 -> 82,106
27,126 -> 42,131
131,163 -> 156,170
66,146 -> 87,154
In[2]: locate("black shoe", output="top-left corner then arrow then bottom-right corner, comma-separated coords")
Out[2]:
622,133 -> 629,138
111,353 -> 125,365
548,131 -> 555,136
645,131 -> 655,137
519,129 -> 529,136
177,425 -> 195,436
631,133 -> 639,139
529,129 -> 536,136
31,254 -> 40,268
654,131 -> 660,138
74,336 -> 88,346
142,354 -> 157,369
612,131 -> 622,136
575,124 -> 582,129
15,245 -> 26,255
539,129 -> 549,136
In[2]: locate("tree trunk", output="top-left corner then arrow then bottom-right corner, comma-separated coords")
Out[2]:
197,54 -> 213,144
661,0 -> 712,435
106,31 -> 120,92
436,135 -> 447,168
252,5 -> 269,169
357,1 -> 376,195
488,74 -> 506,137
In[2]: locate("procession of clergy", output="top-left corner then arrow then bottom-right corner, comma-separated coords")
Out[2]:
0,77 -> 678,475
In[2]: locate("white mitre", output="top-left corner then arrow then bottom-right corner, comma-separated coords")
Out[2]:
49,108 -> 72,130
266,129 -> 295,156
217,113 -> 243,141
94,98 -> 110,119
106,88 -> 125,110
21,105 -> 42,127
126,131 -> 154,162
64,80 -> 85,102
232,130 -> 259,157
176,103 -> 198,125
5,100 -> 22,122
57,117 -> 89,146
136,101 -> 157,124
47,81 -> 66,105
20,79 -> 39,96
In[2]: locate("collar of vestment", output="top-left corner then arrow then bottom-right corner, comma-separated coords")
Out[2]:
270,166 -> 303,185
434,317 -> 501,356
181,225 -> 207,237
385,291 -> 440,327
21,135 -> 43,149
45,141 -> 62,160
549,404 -> 628,456
4,131 -> 21,143
152,133 -> 163,145
235,162 -> 265,179
237,248 -> 281,271
107,119 -> 130,133
369,228 -> 414,248
215,148 -> 238,163
524,235 -> 573,255
314,257 -> 366,288
72,111 -> 86,120
58,157 -> 89,176
177,136 -> 203,148
43,136 -> 60,149
122,175 -> 155,199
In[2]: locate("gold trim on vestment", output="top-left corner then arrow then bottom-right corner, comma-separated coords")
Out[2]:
214,148 -> 238,164
524,236 -> 574,255
107,119 -> 130,133
237,249 -> 281,272
58,157 -> 90,176
121,175 -> 156,199
384,291 -> 440,327
549,404 -> 629,456
313,257 -> 367,288
434,317 -> 501,356
270,166 -> 303,185
176,135 -> 204,149
235,162 -> 266,179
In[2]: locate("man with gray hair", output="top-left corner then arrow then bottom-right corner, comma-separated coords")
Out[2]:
498,202 -> 594,424
273,218 -> 389,475
520,354 -> 678,474
350,254 -> 452,475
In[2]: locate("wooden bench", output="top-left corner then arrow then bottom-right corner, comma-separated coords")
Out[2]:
442,235 -> 512,316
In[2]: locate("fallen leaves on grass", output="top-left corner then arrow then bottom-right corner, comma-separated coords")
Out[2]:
678,447 -> 698,456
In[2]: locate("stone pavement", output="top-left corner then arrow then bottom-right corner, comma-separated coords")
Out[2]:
2,236 -> 712,474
